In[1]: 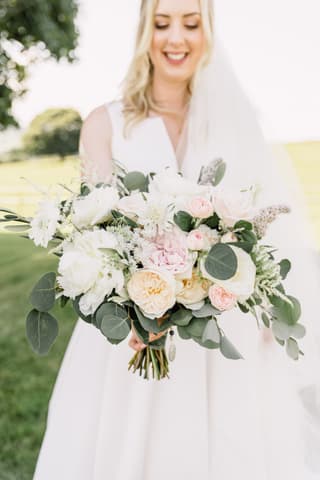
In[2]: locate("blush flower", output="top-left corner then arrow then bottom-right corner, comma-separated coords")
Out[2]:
208,284 -> 237,311
187,196 -> 214,219
141,228 -> 195,277
127,269 -> 176,319
187,229 -> 205,250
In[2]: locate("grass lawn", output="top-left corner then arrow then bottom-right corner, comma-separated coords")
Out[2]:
0,234 -> 78,479
0,144 -> 319,478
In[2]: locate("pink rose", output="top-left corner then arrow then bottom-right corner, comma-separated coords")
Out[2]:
187,229 -> 205,250
208,284 -> 237,311
187,196 -> 213,219
142,229 -> 194,276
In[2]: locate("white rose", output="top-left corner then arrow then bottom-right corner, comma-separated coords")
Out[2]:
57,248 -> 102,298
79,269 -> 124,316
72,229 -> 118,255
214,188 -> 256,228
29,198 -> 60,248
200,245 -> 256,301
72,186 -> 119,229
149,167 -> 209,198
116,192 -> 146,219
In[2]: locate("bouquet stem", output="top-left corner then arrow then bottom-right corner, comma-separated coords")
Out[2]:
128,345 -> 170,380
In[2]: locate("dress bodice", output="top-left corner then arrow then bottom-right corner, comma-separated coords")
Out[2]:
106,100 -> 177,174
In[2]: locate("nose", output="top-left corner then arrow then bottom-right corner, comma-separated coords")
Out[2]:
167,22 -> 185,46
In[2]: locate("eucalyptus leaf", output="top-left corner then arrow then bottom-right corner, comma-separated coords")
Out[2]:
234,220 -> 253,231
26,309 -> 58,355
204,243 -> 237,280
171,308 -> 193,326
286,337 -> 299,360
101,313 -> 130,341
212,160 -> 227,186
177,325 -> 192,339
192,303 -> 221,318
134,305 -> 162,333
29,272 -> 56,312
203,213 -> 219,229
5,224 -> 31,232
132,316 -> 149,345
96,303 -> 130,340
185,317 -> 209,337
174,211 -> 194,232
291,323 -> 306,340
123,171 -> 148,192
279,259 -> 291,280
202,318 -> 220,343
193,336 -> 220,349
272,320 -> 292,341
271,295 -> 301,326
220,335 -> 243,360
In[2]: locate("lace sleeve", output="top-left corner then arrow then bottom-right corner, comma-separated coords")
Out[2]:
79,105 -> 113,187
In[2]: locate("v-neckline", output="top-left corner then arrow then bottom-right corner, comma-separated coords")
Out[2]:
147,111 -> 189,172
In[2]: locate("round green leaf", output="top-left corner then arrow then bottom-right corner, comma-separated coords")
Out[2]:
177,325 -> 192,339
73,296 -> 93,323
272,320 -> 292,341
134,305 -> 162,333
291,323 -> 306,340
29,272 -> 56,312
220,335 -> 243,360
97,303 -> 130,340
286,337 -> 299,360
192,304 -> 221,318
279,259 -> 291,280
174,211 -> 194,232
185,317 -> 209,337
204,243 -> 238,280
171,308 -> 193,326
26,309 -> 58,355
201,318 -> 221,344
272,295 -> 301,326
123,171 -> 148,192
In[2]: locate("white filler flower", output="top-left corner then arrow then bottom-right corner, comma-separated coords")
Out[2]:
28,198 -> 60,248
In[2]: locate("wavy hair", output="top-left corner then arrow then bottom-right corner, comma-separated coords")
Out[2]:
121,0 -> 214,137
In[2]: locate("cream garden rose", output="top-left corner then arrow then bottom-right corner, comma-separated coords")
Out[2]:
176,270 -> 210,307
127,269 -> 176,319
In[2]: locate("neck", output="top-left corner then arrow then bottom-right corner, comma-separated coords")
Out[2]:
151,74 -> 190,112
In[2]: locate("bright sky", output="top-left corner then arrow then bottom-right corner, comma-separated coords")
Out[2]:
13,0 -> 320,142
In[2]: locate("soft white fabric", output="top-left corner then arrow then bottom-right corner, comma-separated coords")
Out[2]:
33,97 -> 320,480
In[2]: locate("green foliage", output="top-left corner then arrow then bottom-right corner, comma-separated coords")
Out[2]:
26,309 -> 59,355
0,234 -> 77,477
95,302 -> 130,340
0,0 -> 79,130
204,243 -> 238,280
22,108 -> 82,158
123,171 -> 148,192
174,210 -> 194,232
29,272 -> 56,312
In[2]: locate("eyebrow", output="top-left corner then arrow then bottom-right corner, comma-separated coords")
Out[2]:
155,12 -> 201,18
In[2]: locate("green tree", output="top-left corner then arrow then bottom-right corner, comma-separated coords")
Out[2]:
22,107 -> 82,158
0,0 -> 79,131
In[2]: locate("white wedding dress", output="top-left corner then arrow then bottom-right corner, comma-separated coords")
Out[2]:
33,99 -> 320,479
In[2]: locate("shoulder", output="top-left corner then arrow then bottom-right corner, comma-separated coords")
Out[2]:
81,103 -> 112,142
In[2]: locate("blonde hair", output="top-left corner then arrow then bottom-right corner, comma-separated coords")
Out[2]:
121,0 -> 214,137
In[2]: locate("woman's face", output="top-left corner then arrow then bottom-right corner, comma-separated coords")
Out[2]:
149,0 -> 206,83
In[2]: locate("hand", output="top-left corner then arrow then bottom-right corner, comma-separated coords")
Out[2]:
128,321 -> 169,352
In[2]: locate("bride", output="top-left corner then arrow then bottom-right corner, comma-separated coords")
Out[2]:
33,0 -> 320,478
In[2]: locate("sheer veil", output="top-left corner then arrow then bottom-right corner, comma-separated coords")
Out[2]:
184,26 -> 320,472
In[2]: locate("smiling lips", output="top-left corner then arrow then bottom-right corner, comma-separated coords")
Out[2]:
163,52 -> 189,65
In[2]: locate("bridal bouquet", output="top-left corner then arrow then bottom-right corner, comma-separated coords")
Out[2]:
1,159 -> 305,380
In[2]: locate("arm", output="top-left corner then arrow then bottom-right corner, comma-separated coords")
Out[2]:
79,104 -> 113,185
